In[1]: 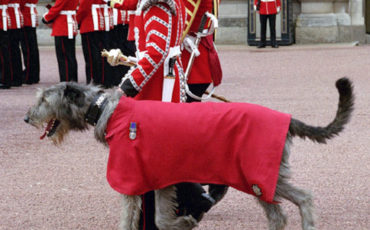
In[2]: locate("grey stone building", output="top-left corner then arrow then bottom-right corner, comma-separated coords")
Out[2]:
36,0 -> 368,45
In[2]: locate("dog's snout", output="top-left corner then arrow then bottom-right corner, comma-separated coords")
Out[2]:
24,115 -> 30,123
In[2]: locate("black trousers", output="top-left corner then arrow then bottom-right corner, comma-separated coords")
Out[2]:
54,36 -> 78,82
8,29 -> 23,86
81,31 -> 114,88
109,24 -> 136,85
20,27 -> 40,84
186,83 -> 210,102
260,14 -> 277,45
0,30 -> 11,87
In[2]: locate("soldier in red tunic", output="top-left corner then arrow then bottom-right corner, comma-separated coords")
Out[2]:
20,0 -> 40,84
181,0 -> 222,102
107,0 -> 216,228
77,0 -> 115,88
7,0 -> 23,86
42,0 -> 79,82
254,0 -> 281,48
0,0 -> 11,89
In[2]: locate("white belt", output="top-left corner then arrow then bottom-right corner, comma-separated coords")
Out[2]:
261,0 -> 276,2
8,3 -> 21,29
92,4 -> 110,31
162,46 -> 181,102
0,5 -> 7,31
60,10 -> 76,39
113,8 -> 118,26
25,3 -> 37,28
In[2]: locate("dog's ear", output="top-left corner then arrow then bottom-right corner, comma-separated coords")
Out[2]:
64,84 -> 85,107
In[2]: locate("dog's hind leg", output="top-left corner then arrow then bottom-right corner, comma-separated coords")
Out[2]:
257,198 -> 287,230
119,194 -> 142,230
155,186 -> 198,230
275,181 -> 315,230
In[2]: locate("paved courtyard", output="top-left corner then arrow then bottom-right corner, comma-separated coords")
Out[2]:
0,44 -> 369,229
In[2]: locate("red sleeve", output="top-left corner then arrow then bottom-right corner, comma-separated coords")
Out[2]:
276,0 -> 281,8
112,0 -> 137,10
126,3 -> 173,92
76,0 -> 89,24
44,0 -> 68,22
254,0 -> 258,6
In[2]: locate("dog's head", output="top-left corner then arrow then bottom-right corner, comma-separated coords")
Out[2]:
24,82 -> 100,144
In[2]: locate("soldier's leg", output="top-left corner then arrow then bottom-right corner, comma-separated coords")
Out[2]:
259,14 -> 267,48
54,36 -> 77,82
20,27 -> 40,84
0,30 -> 11,89
139,191 -> 159,230
81,33 -> 94,84
269,14 -> 278,48
8,29 -> 23,86
63,37 -> 78,82
186,83 -> 210,102
176,183 -> 215,222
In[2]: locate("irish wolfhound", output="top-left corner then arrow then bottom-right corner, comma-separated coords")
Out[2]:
24,78 -> 354,230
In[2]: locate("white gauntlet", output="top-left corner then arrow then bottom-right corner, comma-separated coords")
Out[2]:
101,49 -> 137,67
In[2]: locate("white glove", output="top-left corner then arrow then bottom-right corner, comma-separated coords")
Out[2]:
110,0 -> 123,8
183,36 -> 200,57
101,49 -> 137,67
254,5 -> 257,11
277,6 -> 280,14
107,49 -> 123,66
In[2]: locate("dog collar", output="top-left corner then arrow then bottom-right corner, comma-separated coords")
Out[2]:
85,92 -> 108,126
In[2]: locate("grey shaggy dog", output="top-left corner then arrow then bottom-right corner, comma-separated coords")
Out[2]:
24,78 -> 354,230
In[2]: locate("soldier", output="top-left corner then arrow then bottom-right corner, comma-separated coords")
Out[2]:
181,0 -> 222,102
180,0 -> 229,212
42,0 -> 79,82
7,0 -> 23,86
254,0 -> 281,48
107,0 -> 216,229
20,0 -> 40,84
0,0 -> 11,89
77,0 -> 115,88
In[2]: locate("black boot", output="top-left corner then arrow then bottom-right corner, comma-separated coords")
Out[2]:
176,183 -> 215,221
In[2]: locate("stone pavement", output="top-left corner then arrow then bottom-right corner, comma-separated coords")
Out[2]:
0,44 -> 369,230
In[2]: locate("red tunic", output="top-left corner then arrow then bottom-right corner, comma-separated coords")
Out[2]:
44,0 -> 78,37
0,0 -> 10,31
21,0 -> 38,27
182,0 -> 222,86
254,0 -> 281,15
7,0 -> 23,29
105,97 -> 291,203
119,0 -> 186,102
77,0 -> 114,34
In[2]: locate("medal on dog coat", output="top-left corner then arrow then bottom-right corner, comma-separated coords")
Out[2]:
105,97 -> 291,203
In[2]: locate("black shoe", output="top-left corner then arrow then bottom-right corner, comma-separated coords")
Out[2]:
23,80 -> 33,85
0,83 -> 11,89
257,44 -> 266,48
11,82 -> 22,87
272,44 -> 279,48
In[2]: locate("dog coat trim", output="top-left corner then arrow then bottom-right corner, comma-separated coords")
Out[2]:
105,97 -> 291,203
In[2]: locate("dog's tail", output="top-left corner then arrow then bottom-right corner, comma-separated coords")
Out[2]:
288,77 -> 354,144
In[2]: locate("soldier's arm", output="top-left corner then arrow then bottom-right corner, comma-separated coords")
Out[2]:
43,0 -> 68,23
109,0 -> 137,10
119,3 -> 174,97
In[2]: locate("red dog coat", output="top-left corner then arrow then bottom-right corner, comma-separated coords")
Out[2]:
105,97 -> 291,203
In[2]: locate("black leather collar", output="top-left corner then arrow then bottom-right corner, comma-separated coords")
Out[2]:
85,92 -> 108,126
